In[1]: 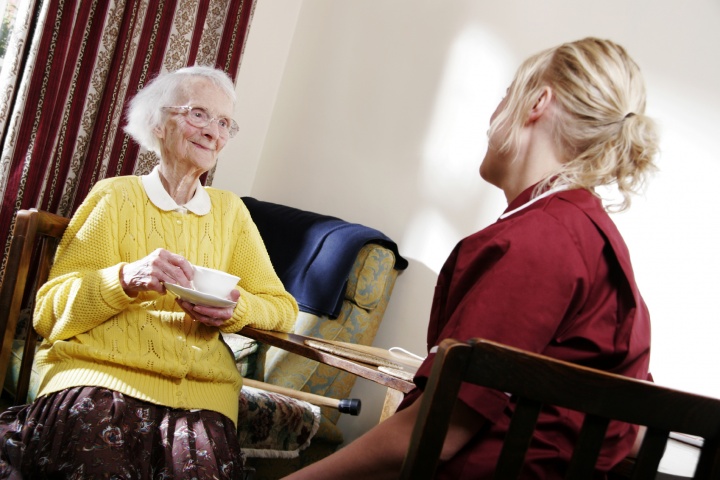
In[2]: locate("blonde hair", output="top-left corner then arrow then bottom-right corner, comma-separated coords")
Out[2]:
124,65 -> 237,155
488,38 -> 659,211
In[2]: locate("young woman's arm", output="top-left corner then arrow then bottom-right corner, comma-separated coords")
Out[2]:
282,392 -> 484,480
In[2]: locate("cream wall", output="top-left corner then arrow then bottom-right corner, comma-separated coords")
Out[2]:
215,0 -> 720,445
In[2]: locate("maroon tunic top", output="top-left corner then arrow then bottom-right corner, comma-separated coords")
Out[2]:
399,186 -> 651,479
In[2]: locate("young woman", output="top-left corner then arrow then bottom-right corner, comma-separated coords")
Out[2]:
284,37 -> 659,480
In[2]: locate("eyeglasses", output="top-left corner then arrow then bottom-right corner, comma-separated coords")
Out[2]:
162,105 -> 239,138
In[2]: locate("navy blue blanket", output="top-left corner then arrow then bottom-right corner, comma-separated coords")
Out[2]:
242,197 -> 408,318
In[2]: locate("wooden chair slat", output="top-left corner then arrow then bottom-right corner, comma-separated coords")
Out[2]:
399,342 -> 472,480
566,414 -> 610,479
630,427 -> 669,479
494,397 -> 542,480
694,437 -> 720,479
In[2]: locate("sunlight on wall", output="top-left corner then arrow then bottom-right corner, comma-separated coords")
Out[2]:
403,25 -> 513,273
611,79 -> 720,398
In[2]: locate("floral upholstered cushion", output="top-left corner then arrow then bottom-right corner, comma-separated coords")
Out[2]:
238,386 -> 321,459
220,333 -> 320,458
344,243 -> 396,310
221,332 -> 259,377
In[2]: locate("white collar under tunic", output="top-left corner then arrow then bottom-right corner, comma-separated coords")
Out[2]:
141,165 -> 211,215
498,185 -> 570,220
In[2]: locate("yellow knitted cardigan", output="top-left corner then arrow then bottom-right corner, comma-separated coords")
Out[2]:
32,175 -> 298,425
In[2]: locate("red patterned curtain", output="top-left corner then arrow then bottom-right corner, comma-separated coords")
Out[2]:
0,0 -> 256,280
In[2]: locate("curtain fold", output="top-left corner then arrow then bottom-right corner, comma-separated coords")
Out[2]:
0,0 -> 257,280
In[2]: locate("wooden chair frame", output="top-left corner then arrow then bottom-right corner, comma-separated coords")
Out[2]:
0,209 -> 69,406
400,338 -> 720,480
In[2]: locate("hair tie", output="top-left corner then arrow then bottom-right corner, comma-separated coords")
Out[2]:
624,112 -> 636,119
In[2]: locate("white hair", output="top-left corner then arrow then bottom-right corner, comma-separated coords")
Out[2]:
124,66 -> 237,154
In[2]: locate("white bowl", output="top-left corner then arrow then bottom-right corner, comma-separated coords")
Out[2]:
192,265 -> 240,299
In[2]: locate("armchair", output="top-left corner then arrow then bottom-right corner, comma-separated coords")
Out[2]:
238,197 -> 409,478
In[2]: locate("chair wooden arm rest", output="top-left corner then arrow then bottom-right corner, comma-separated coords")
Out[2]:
239,327 -> 415,421
239,327 -> 415,394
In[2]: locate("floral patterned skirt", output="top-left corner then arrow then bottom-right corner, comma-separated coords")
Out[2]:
0,386 -> 248,479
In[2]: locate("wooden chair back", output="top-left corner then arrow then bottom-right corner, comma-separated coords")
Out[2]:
400,338 -> 720,480
0,209 -> 69,406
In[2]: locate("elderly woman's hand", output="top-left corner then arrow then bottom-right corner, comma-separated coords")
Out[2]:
120,248 -> 194,296
176,289 -> 241,327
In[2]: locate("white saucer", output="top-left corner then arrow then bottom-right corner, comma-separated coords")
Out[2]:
165,282 -> 236,308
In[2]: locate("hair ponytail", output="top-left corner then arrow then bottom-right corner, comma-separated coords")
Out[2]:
498,38 -> 660,211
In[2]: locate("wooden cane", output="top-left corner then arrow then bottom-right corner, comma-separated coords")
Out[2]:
243,378 -> 362,415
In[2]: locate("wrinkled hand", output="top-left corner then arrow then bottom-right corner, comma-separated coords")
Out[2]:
120,248 -> 193,295
176,289 -> 241,327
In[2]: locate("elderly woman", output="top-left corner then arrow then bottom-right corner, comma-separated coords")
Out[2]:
0,66 -> 298,479
285,38 -> 659,480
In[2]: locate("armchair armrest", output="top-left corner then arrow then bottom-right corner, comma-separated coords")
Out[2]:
239,327 -> 415,422
240,327 -> 414,394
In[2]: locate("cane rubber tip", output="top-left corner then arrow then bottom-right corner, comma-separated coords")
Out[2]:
338,398 -> 362,415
